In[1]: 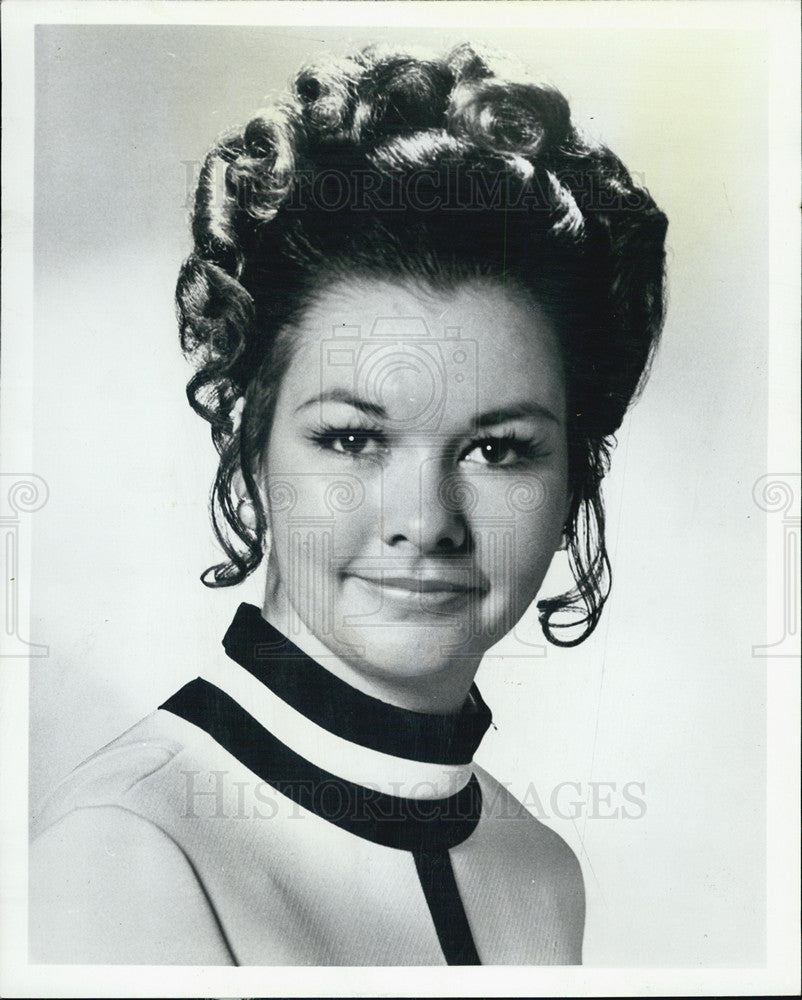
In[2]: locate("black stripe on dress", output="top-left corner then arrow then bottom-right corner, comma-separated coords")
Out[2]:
160,677 -> 482,854
413,850 -> 482,965
222,603 -> 492,767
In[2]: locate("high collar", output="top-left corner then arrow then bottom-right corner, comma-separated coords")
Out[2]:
160,603 -> 492,852
221,603 -> 493,769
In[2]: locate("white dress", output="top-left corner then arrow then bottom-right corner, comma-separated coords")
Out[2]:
29,603 -> 585,965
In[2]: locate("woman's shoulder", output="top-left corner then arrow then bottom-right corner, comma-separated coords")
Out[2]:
29,803 -> 235,964
29,707 -> 235,963
30,709 -> 187,839
469,762 -> 586,962
474,762 -> 583,872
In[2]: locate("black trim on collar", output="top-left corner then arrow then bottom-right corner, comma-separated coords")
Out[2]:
160,678 -> 483,853
221,602 -> 492,767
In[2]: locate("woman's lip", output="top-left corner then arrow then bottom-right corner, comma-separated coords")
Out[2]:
348,574 -> 482,594
345,574 -> 486,608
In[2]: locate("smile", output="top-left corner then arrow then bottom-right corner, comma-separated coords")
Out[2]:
346,573 -> 485,608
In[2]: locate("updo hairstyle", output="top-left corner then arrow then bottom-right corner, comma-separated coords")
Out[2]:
175,43 -> 668,646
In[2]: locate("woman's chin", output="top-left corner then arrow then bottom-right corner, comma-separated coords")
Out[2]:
327,617 -> 488,687
313,577 -> 513,684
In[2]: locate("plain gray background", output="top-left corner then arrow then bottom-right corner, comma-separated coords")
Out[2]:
31,23 -> 768,966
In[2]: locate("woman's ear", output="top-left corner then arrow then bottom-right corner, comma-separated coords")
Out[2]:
232,466 -> 261,531
249,455 -> 269,510
243,458 -> 272,533
230,396 -> 246,435
232,467 -> 248,500
558,491 -> 574,550
563,490 -> 574,529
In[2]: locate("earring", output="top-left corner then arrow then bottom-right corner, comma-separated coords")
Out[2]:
557,524 -> 570,551
237,497 -> 257,531
230,396 -> 246,436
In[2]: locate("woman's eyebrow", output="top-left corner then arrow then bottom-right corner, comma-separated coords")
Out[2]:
473,404 -> 561,428
294,393 -> 561,427
294,389 -> 386,419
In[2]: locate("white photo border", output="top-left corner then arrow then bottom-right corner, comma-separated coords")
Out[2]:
1,1 -> 799,996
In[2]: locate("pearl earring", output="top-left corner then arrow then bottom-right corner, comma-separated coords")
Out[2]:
237,497 -> 257,531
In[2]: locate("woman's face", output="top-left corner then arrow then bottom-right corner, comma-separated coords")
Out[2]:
258,276 -> 570,708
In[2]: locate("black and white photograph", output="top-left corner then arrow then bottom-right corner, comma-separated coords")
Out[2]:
1,0 -> 799,995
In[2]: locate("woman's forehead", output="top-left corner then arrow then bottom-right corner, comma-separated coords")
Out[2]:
299,274 -> 544,327
279,275 -> 567,427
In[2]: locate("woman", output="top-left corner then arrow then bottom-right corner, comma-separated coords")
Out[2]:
29,42 -> 667,965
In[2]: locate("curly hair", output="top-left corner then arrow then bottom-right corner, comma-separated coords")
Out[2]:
175,42 -> 668,647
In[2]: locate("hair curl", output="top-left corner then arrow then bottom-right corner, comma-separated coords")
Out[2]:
176,41 -> 668,647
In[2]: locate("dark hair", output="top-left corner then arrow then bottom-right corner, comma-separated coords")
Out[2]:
176,42 -> 668,647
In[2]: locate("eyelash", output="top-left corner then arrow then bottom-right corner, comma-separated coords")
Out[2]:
306,424 -> 550,467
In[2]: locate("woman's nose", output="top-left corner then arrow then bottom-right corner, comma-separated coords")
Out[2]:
380,449 -> 469,554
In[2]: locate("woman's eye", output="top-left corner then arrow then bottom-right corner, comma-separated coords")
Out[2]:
311,427 -> 387,458
310,428 -> 543,466
462,436 -> 540,467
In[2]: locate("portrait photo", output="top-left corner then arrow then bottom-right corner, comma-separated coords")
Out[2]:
1,1 -> 799,996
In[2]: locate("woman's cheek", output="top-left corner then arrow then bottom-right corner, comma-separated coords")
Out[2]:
503,489 -> 566,598
331,505 -> 372,564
